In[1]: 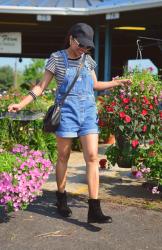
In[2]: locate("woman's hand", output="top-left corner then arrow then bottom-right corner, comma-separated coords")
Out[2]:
8,103 -> 23,113
115,79 -> 132,86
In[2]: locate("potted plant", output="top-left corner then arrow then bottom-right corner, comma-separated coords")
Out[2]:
98,69 -> 161,168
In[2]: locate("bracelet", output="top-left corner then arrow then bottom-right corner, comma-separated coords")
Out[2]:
28,90 -> 37,100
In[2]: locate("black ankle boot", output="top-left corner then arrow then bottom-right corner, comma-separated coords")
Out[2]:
55,191 -> 72,217
88,199 -> 112,223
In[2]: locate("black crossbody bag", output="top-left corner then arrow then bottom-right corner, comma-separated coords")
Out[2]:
43,54 -> 86,133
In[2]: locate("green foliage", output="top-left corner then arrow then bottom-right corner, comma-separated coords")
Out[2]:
0,118 -> 57,163
23,59 -> 45,84
0,151 -> 19,173
0,66 -> 14,90
135,142 -> 162,186
0,89 -> 57,163
124,68 -> 161,94
0,88 -> 53,113
20,59 -> 56,90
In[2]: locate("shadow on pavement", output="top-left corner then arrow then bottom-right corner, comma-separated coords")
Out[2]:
27,190 -> 102,232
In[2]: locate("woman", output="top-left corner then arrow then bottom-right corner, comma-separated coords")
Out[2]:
8,23 -> 131,224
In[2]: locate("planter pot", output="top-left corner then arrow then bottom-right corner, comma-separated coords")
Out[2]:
104,134 -> 115,145
117,156 -> 132,168
115,133 -> 133,168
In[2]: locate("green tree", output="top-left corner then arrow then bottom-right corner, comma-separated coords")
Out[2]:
0,66 -> 14,90
23,59 -> 45,87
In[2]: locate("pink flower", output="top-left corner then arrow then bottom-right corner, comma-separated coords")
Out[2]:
152,186 -> 160,194
148,66 -> 153,72
135,171 -> 143,178
142,125 -> 147,132
154,96 -> 159,105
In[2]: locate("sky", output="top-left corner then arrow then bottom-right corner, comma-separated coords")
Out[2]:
0,57 -> 32,71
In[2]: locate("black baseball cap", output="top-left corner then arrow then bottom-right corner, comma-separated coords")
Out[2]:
70,23 -> 95,48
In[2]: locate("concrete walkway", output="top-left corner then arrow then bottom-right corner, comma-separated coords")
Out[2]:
0,144 -> 162,250
43,144 -> 162,210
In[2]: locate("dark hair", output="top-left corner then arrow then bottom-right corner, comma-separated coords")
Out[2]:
64,30 -> 72,49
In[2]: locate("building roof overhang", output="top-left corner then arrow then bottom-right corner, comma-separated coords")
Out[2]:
0,0 -> 162,15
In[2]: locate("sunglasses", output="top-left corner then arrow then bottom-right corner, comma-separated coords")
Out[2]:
73,38 -> 92,51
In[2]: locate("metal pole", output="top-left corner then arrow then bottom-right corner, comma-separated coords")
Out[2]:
104,22 -> 111,81
14,58 -> 17,88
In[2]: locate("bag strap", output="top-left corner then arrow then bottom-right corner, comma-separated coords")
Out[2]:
59,53 -> 86,106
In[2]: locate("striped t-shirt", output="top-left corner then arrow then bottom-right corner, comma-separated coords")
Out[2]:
45,50 -> 97,86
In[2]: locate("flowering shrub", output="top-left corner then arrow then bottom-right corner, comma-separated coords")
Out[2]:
134,142 -> 162,194
0,144 -> 53,212
0,88 -> 57,163
98,70 -> 161,167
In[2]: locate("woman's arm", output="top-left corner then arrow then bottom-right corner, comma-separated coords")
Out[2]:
92,70 -> 131,91
8,70 -> 54,112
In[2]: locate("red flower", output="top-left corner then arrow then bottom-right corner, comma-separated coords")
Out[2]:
154,96 -> 159,105
141,109 -> 148,116
119,112 -> 126,118
149,140 -> 154,145
123,98 -> 130,104
120,94 -> 124,99
142,125 -> 147,132
160,111 -> 162,119
99,159 -> 107,169
143,96 -> 150,105
124,115 -> 131,123
106,106 -> 113,112
125,105 -> 129,110
98,119 -> 106,127
111,101 -> 116,107
132,98 -> 137,103
149,104 -> 153,110
132,140 -> 139,148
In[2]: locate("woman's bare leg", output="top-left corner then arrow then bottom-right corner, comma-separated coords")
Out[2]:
80,134 -> 99,199
55,136 -> 72,193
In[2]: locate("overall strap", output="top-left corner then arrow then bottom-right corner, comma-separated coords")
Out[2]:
60,50 -> 68,68
55,50 -> 68,100
59,53 -> 86,106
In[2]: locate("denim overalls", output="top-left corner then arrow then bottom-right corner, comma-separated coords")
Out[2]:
55,50 -> 98,138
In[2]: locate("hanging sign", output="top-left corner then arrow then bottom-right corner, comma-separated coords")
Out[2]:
0,32 -> 22,54
105,12 -> 120,20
